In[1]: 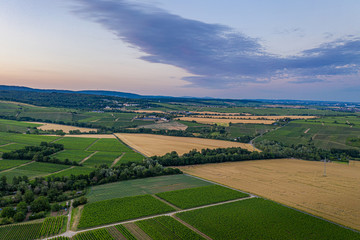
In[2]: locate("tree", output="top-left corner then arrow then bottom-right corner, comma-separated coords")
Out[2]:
1,207 -> 16,218
13,212 -> 25,222
23,190 -> 34,204
17,201 -> 28,214
30,196 -> 50,213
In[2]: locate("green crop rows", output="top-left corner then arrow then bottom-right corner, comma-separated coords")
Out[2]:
0,160 -> 30,171
53,150 -> 94,163
0,223 -> 42,240
39,216 -> 67,237
78,194 -> 175,229
156,185 -> 249,209
87,138 -> 131,152
83,151 -> 122,167
50,166 -> 94,178
73,228 -> 114,240
56,137 -> 97,150
0,132 -> 59,145
117,152 -> 144,164
115,225 -> 136,240
136,216 -> 206,240
177,198 -> 360,240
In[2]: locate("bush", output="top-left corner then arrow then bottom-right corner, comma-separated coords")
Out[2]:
72,196 -> 87,208
29,211 -> 45,220
13,212 -> 25,222
30,196 -> 50,213
1,207 -> 16,218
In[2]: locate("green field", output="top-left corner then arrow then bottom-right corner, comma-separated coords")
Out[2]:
83,151 -> 122,167
0,132 -> 59,145
72,228 -> 114,240
136,216 -> 206,240
49,166 -> 94,178
87,138 -> 131,152
227,123 -> 276,138
156,185 -> 249,209
177,198 -> 360,240
116,152 -> 144,164
86,174 -> 213,202
52,150 -> 94,163
0,119 -> 41,133
0,160 -> 30,171
0,143 -> 29,152
55,137 -> 97,150
256,120 -> 360,150
78,195 -> 175,229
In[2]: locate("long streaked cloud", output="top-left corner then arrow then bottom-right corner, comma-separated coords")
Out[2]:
74,0 -> 360,88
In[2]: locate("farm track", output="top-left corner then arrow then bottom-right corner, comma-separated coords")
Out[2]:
51,137 -> 64,143
113,133 -> 147,157
172,215 -> 213,240
85,139 -> 99,151
44,196 -> 255,239
152,194 -> 181,211
79,151 -> 98,164
111,153 -> 125,167
41,166 -> 75,178
0,160 -> 35,173
0,142 -> 15,147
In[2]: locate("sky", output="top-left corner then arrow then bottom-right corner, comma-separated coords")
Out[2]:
0,0 -> 359,101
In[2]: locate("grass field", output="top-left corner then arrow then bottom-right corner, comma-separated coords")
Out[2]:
177,198 -> 360,240
87,138 -> 131,152
78,195 -> 175,229
136,216 -> 206,240
115,133 -> 257,156
156,185 -> 249,209
180,159 -> 360,230
52,150 -> 94,163
0,143 -> 29,152
0,132 -> 59,145
86,174 -> 212,202
49,166 -> 94,178
83,151 -> 122,167
55,137 -> 97,150
0,119 -> 41,133
116,152 -> 144,164
226,123 -> 276,138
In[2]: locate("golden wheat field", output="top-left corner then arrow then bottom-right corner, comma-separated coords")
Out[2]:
115,133 -> 257,156
31,122 -> 97,133
180,159 -> 360,230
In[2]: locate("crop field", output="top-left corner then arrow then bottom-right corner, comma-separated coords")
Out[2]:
178,116 -> 276,125
49,166 -> 94,178
0,160 -> 30,171
86,174 -> 212,202
53,150 -> 94,163
180,159 -> 360,230
116,152 -> 144,164
115,225 -> 137,240
257,121 -> 360,150
59,134 -> 116,139
156,185 -> 249,209
177,198 -> 360,240
83,151 -> 122,167
0,119 -> 40,133
115,133 -> 257,156
72,228 -> 114,240
78,195 -> 175,229
87,138 -> 131,152
227,123 -> 276,138
39,216 -> 67,237
0,143 -> 29,152
0,162 -> 70,181
33,122 -> 96,133
0,132 -> 59,145
55,137 -> 97,150
136,216 -> 206,240
140,121 -> 188,131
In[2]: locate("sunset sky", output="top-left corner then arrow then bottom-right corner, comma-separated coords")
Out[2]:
1,0 -> 359,101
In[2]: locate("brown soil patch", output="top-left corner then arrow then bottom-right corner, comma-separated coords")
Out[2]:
179,159 -> 360,230
139,121 -> 188,131
30,122 -> 96,133
115,133 -> 258,157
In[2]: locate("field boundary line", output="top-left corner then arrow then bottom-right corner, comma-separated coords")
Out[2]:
85,138 -> 99,151
0,160 -> 35,173
0,142 -> 15,147
113,134 -> 147,158
151,194 -> 181,211
44,196 -> 255,239
51,137 -> 64,143
80,151 -> 98,164
172,215 -> 213,240
41,166 -> 75,178
111,153 -> 125,167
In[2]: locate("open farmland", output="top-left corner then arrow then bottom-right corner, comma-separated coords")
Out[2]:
115,133 -> 257,156
83,151 -> 122,167
0,160 -> 31,171
52,150 -> 94,163
156,185 -> 249,209
30,122 -> 97,133
180,159 -> 360,230
86,174 -> 212,202
115,152 -> 144,165
136,216 -> 206,240
55,137 -> 97,150
87,138 -> 131,152
177,198 -> 360,240
49,166 -> 94,178
184,115 -> 317,120
78,194 -> 175,229
177,117 -> 276,125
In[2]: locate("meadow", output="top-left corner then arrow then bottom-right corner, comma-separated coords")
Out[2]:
115,133 -> 257,156
156,185 -> 249,209
77,195 -> 175,229
177,198 -> 360,240
179,159 -> 360,230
